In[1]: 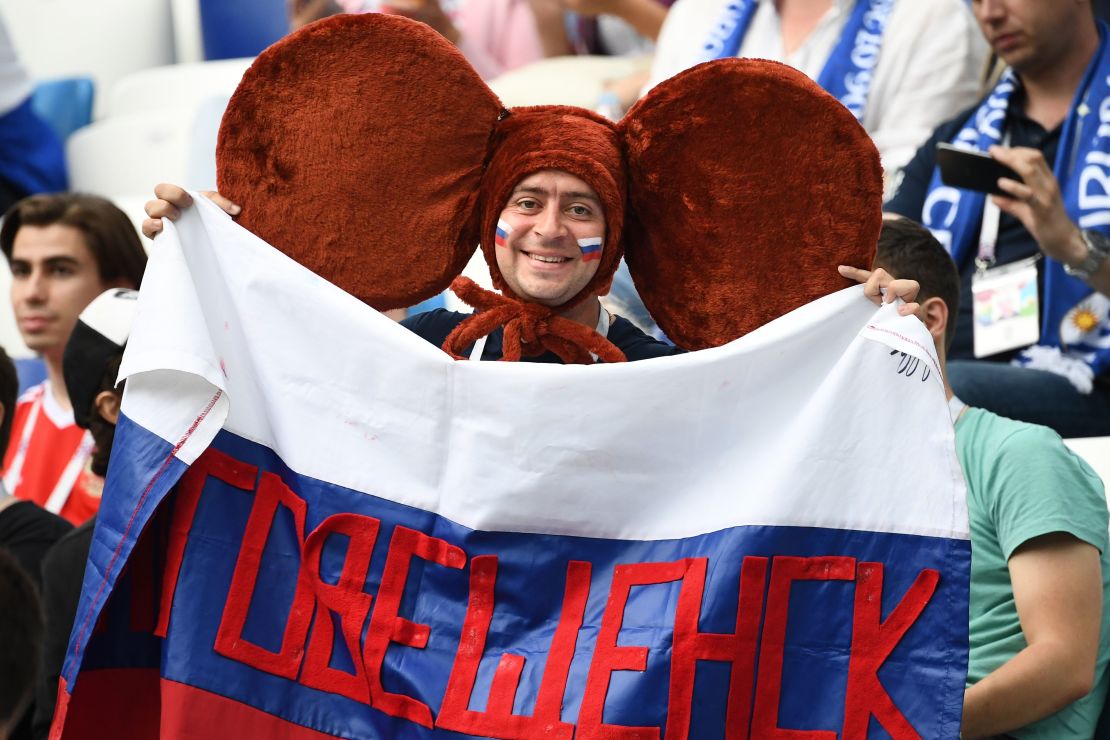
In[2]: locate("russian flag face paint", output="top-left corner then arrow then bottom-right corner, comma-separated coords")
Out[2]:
578,236 -> 603,262
495,219 -> 512,248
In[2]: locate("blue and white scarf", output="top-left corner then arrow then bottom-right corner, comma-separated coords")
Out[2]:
922,23 -> 1110,390
700,0 -> 896,122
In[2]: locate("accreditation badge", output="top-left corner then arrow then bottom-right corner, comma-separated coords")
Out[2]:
972,256 -> 1040,358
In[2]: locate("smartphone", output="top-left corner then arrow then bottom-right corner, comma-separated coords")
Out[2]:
936,143 -> 1022,195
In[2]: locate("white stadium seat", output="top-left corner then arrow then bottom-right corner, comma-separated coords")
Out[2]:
109,57 -> 252,117
67,95 -> 228,196
1064,437 -> 1110,488
488,55 -> 649,109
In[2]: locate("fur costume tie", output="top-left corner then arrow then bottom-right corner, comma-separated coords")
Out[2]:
443,277 -> 626,364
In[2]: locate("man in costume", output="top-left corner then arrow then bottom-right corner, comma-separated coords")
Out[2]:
874,215 -> 1109,739
645,0 -> 988,180
0,194 -> 147,525
886,0 -> 1110,438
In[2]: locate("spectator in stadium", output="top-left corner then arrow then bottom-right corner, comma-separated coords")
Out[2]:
875,216 -> 1109,739
0,14 -> 66,213
32,289 -> 138,740
0,194 -> 146,525
885,0 -> 1110,438
0,549 -> 43,740
645,0 -> 988,181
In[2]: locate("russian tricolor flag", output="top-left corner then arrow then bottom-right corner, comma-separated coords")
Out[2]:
50,196 -> 970,740
578,236 -> 602,262
494,219 -> 511,248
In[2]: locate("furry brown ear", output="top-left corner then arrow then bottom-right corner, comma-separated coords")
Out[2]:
216,14 -> 504,310
620,59 -> 883,350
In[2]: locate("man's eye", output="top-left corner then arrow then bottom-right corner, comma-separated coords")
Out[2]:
569,205 -> 591,217
9,264 -> 29,278
50,265 -> 75,277
519,199 -> 539,209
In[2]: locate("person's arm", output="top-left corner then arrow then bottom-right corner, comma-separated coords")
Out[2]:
381,0 -> 460,43
142,183 -> 240,239
990,145 -> 1110,296
560,0 -> 669,41
527,0 -> 573,57
961,532 -> 1103,738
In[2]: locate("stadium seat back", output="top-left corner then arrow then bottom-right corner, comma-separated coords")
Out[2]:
30,77 -> 94,142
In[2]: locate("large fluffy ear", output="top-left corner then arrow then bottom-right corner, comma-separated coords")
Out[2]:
621,59 -> 883,350
217,14 -> 504,309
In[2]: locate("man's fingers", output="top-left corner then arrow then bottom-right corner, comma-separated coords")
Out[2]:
997,177 -> 1034,201
153,183 -> 193,209
897,302 -> 920,317
141,217 -> 163,240
143,199 -> 180,220
200,190 -> 242,216
838,264 -> 870,281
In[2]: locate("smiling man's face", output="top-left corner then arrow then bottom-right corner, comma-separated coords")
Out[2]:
494,169 -> 606,308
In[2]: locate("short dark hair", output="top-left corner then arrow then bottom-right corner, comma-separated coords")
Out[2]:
0,193 -> 147,289
87,353 -> 124,477
0,348 -> 16,460
874,217 -> 961,351
0,548 -> 43,730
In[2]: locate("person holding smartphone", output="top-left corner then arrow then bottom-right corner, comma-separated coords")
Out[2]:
886,0 -> 1110,439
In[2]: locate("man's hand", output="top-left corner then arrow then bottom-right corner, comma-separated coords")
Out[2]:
989,145 -> 1087,266
142,183 -> 240,239
837,265 -> 921,316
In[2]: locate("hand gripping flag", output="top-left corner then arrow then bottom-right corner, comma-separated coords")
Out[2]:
51,197 -> 970,739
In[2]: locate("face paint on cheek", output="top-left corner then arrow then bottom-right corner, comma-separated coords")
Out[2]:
578,236 -> 603,262
495,219 -> 512,248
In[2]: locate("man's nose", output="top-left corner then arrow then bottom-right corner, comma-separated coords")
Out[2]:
976,0 -> 1005,21
20,270 -> 48,303
533,206 -> 568,240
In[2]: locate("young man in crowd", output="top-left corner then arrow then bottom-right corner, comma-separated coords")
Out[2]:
875,216 -> 1109,739
0,194 -> 146,524
886,0 -> 1110,438
645,0 -> 988,180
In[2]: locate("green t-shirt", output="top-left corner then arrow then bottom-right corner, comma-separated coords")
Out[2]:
956,408 -> 1110,739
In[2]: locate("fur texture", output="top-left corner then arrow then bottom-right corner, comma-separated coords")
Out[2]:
620,58 -> 883,350
216,14 -> 502,310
